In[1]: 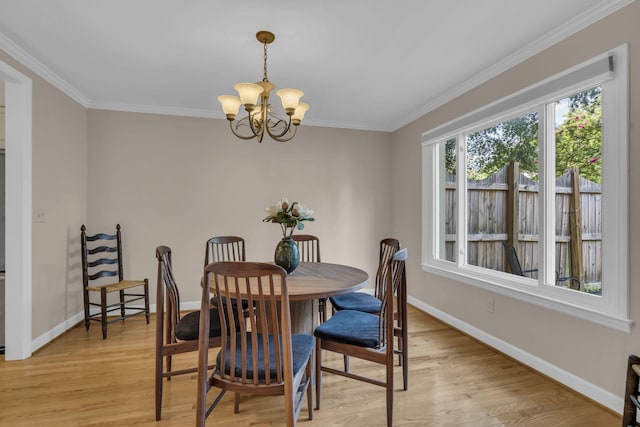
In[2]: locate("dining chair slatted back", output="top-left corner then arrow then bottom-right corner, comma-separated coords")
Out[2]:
375,238 -> 401,299
196,262 -> 314,427
314,248 -> 407,427
80,224 -> 149,339
204,236 -> 248,310
204,236 -> 246,266
291,234 -> 326,322
155,246 -> 227,420
291,234 -> 321,263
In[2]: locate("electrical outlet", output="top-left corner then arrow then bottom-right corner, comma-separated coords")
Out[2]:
34,208 -> 45,223
487,299 -> 495,313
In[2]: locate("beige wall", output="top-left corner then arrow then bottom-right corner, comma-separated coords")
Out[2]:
0,50 -> 88,339
1,0 -> 636,406
391,1 -> 640,398
87,110 -> 392,304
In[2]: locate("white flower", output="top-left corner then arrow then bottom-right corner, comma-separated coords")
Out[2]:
265,197 -> 288,218
293,202 -> 314,219
263,197 -> 315,237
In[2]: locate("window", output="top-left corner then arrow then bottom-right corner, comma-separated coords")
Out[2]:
422,45 -> 630,331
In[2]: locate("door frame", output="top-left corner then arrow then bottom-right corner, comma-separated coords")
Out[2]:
1,58 -> 33,360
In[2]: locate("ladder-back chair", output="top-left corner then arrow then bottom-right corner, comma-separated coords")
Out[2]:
80,224 -> 149,339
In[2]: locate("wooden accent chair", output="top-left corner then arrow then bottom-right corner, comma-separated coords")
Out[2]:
290,234 -> 325,322
623,354 -> 640,427
329,238 -> 408,389
315,248 -> 407,427
155,246 -> 232,420
196,262 -> 314,427
80,224 -> 149,339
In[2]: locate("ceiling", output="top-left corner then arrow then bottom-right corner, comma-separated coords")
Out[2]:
0,0 -> 629,132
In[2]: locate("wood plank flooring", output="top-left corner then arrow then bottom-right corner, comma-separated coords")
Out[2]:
0,306 -> 619,426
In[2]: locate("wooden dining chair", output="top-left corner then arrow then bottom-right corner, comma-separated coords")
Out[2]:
315,248 -> 407,427
204,235 -> 248,309
196,261 -> 314,427
291,234 -> 326,322
80,224 -> 149,339
623,354 -> 640,427
204,235 -> 246,265
329,238 -> 408,390
155,246 -> 234,420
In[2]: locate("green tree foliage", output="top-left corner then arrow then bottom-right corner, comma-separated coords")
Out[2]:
460,87 -> 602,183
466,113 -> 539,180
555,87 -> 602,183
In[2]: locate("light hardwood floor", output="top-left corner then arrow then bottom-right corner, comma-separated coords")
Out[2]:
0,306 -> 619,426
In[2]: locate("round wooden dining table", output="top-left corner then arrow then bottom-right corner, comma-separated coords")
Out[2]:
284,262 -> 369,334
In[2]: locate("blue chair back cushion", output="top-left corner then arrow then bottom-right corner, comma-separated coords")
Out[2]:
216,333 -> 314,380
314,309 -> 381,348
329,292 -> 381,313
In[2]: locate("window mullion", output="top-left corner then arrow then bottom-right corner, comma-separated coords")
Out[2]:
539,103 -> 556,286
457,133 -> 467,268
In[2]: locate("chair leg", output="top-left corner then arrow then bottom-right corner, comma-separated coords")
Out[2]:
343,355 -> 349,372
155,353 -> 163,420
119,289 -> 126,319
144,279 -> 151,323
386,356 -> 394,427
318,299 -> 326,323
234,392 -> 240,414
315,337 -> 322,410
100,288 -> 108,339
306,358 -> 313,420
83,289 -> 90,331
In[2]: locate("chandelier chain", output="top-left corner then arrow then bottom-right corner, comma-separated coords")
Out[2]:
263,40 -> 269,82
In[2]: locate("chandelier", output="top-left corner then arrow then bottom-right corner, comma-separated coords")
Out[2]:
217,31 -> 309,143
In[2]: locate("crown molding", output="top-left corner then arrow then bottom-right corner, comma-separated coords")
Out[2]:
391,0 -> 635,131
0,31 -> 91,107
1,0 -> 633,131
87,101 -> 220,119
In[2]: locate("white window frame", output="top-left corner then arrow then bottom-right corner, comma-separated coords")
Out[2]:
421,44 -> 631,332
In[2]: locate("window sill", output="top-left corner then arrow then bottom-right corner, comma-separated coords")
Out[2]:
422,262 -> 633,333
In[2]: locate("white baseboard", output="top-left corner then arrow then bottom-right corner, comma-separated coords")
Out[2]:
31,302 -> 200,353
407,295 -> 623,414
32,311 -> 84,353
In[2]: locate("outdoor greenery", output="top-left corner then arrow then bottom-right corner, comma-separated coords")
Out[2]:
446,86 -> 602,183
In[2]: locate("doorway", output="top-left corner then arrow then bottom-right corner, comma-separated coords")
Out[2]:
0,58 -> 33,361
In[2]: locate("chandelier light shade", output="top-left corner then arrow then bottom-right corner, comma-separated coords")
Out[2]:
217,31 -> 309,142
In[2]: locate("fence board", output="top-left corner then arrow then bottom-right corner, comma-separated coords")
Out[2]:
444,164 -> 601,288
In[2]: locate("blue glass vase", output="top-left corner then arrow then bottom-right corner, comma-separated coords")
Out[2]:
274,237 -> 300,274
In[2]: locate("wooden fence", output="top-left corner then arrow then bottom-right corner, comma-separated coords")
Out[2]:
444,162 -> 602,289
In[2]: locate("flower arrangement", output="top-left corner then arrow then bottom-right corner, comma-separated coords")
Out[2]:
263,197 -> 315,237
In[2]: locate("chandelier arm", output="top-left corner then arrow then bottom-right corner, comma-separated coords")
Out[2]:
228,119 -> 257,141
266,114 -> 293,139
246,95 -> 269,142
269,123 -> 297,142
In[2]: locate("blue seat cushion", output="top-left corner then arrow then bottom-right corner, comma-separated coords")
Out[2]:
330,292 -> 381,313
216,333 -> 314,380
314,310 -> 381,348
176,308 -> 223,341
